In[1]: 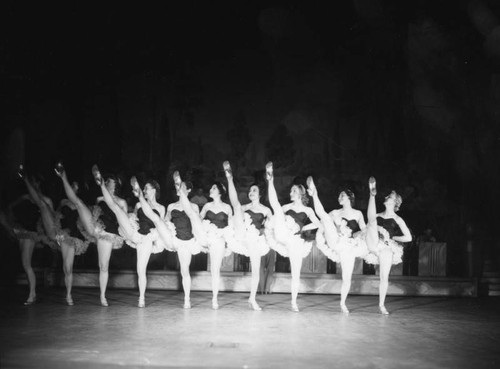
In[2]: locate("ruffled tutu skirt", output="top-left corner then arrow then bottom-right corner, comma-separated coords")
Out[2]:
265,215 -> 313,258
53,212 -> 90,255
165,220 -> 207,255
202,220 -> 233,257
12,219 -> 51,249
118,213 -> 166,254
363,226 -> 403,265
315,229 -> 368,262
77,206 -> 124,249
227,213 -> 270,257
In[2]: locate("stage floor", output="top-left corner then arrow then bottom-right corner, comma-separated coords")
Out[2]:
1,287 -> 499,369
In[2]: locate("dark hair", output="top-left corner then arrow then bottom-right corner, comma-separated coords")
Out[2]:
339,189 -> 355,207
184,181 -> 193,191
104,174 -> 121,195
249,182 -> 266,198
145,179 -> 161,201
213,181 -> 227,197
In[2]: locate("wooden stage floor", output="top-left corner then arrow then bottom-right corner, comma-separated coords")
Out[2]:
1,286 -> 499,369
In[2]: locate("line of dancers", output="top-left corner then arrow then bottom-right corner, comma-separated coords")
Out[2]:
5,161 -> 412,314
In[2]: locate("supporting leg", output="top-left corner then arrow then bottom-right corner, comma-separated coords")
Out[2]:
20,239 -> 36,304
60,241 -> 75,305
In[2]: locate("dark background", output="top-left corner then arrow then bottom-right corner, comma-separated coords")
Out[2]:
1,1 -> 499,276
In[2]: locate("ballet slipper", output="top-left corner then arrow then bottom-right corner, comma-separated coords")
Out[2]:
173,171 -> 182,191
379,305 -> 389,315
92,165 -> 103,186
18,164 -> 25,179
130,176 -> 142,198
340,303 -> 349,314
223,161 -> 232,179
265,162 -> 273,181
248,299 -> 262,311
306,176 -> 316,196
54,161 -> 65,177
369,177 -> 377,196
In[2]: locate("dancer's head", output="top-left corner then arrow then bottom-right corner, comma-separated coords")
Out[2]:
144,180 -> 160,201
104,174 -> 120,195
290,184 -> 309,206
384,191 -> 402,211
176,181 -> 193,198
248,183 -> 265,202
338,190 -> 355,207
210,181 -> 226,200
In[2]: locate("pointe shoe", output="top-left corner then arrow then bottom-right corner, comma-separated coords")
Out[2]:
340,303 -> 349,314
291,302 -> 300,312
23,296 -> 36,306
306,176 -> 316,196
18,164 -> 25,179
265,162 -> 273,181
92,165 -> 103,186
222,161 -> 232,179
130,176 -> 142,198
379,305 -> 389,315
100,297 -> 108,307
54,161 -> 65,177
248,299 -> 262,311
66,296 -> 74,306
173,171 -> 182,191
212,299 -> 219,310
138,298 -> 145,308
369,177 -> 377,196
183,300 -> 191,309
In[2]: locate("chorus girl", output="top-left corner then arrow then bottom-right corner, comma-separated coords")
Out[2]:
55,162 -> 125,306
9,166 -> 57,305
265,162 -> 321,312
307,177 -> 367,313
53,180 -> 91,305
91,166 -> 166,308
223,161 -> 272,310
165,175 -> 208,308
364,177 -> 412,314
198,175 -> 234,310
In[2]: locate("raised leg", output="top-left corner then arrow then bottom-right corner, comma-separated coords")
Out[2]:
224,161 -> 245,234
265,162 -> 287,243
56,164 -> 95,236
307,176 -> 339,248
21,173 -> 56,241
366,177 -> 379,251
174,172 -> 207,246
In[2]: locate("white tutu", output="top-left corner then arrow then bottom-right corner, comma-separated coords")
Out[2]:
315,228 -> 368,262
118,213 -> 165,254
77,205 -> 124,249
52,211 -> 90,255
166,220 -> 207,255
265,214 -> 313,258
202,219 -> 233,257
227,212 -> 270,257
363,226 -> 403,265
